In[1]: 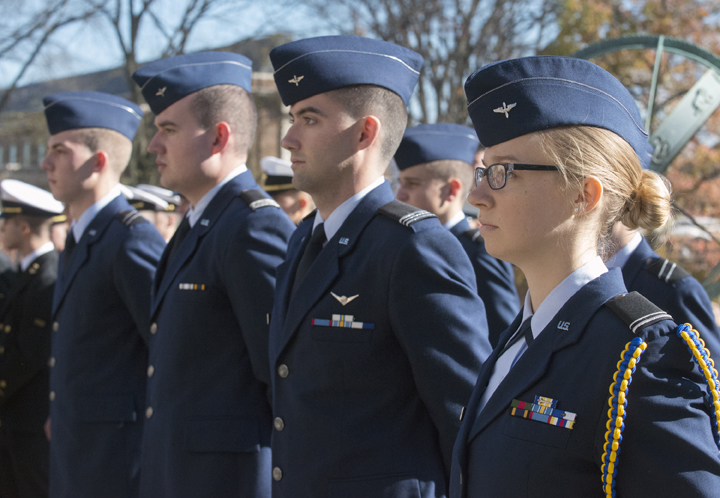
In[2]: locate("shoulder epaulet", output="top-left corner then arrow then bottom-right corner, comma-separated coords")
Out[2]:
605,291 -> 673,334
646,257 -> 691,284
115,210 -> 148,227
462,228 -> 483,244
377,200 -> 436,227
239,189 -> 280,210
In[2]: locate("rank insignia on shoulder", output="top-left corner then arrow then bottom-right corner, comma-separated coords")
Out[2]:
463,228 -> 483,243
510,396 -> 576,429
239,189 -> 280,210
312,314 -> 374,329
378,200 -> 436,227
605,291 -> 672,334
178,283 -> 206,290
646,257 -> 690,284
116,210 -> 147,227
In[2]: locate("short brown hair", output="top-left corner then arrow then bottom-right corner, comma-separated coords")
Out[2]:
423,159 -> 474,198
190,84 -> 257,154
76,127 -> 133,177
326,85 -> 407,161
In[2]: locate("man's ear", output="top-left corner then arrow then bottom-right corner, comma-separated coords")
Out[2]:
211,122 -> 231,155
357,115 -> 381,152
447,178 -> 462,202
93,151 -> 108,173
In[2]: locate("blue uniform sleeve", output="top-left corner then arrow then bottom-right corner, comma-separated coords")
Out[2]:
222,208 -> 294,387
663,278 -> 720,358
113,223 -> 165,344
389,227 -> 492,474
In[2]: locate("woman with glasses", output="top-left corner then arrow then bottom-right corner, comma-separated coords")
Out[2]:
450,56 -> 720,498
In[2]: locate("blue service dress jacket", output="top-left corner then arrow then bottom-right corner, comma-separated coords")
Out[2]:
622,236 -> 720,357
449,218 -> 519,346
0,250 -> 57,498
139,172 -> 294,498
49,195 -> 165,498
450,269 -> 720,497
269,181 -> 493,498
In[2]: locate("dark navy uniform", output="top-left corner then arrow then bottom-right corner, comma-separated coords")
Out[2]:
450,269 -> 720,497
132,52 -> 295,497
0,251 -> 16,304
450,218 -> 518,345
139,173 -> 293,498
622,236 -> 720,356
49,195 -> 165,497
269,182 -> 491,497
0,250 -> 57,498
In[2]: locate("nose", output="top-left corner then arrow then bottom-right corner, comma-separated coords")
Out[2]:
281,124 -> 299,152
395,185 -> 408,202
147,132 -> 163,154
467,180 -> 493,210
40,156 -> 51,172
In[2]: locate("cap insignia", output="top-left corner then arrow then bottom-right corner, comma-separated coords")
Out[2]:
156,86 -> 167,97
288,75 -> 304,86
493,102 -> 516,118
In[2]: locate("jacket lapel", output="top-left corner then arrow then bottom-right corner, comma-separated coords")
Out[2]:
0,270 -> 32,318
273,182 -> 395,357
52,196 -> 128,315
151,171 -> 258,316
466,269 -> 627,442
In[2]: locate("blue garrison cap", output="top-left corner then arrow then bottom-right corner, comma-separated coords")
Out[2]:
43,91 -> 143,141
270,35 -> 423,106
132,52 -> 252,115
395,123 -> 480,171
464,56 -> 650,163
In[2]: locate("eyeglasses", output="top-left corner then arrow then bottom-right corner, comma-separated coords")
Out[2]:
474,163 -> 559,189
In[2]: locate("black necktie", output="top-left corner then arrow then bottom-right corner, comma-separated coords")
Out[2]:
500,318 -> 534,357
292,223 -> 326,294
167,216 -> 191,264
63,231 -> 76,271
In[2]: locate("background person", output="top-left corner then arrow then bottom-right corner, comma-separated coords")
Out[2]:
395,123 -> 519,342
0,180 -> 63,498
40,91 -> 166,498
451,55 -> 720,497
261,156 -> 315,224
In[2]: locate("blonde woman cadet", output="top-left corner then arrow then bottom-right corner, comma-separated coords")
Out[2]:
450,56 -> 720,497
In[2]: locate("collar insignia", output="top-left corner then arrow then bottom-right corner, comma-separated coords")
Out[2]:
493,102 -> 516,118
156,86 -> 167,97
288,75 -> 304,86
331,292 -> 359,306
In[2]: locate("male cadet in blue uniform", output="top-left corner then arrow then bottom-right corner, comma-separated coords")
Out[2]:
261,156 -> 316,224
607,220 -> 720,355
0,180 -> 63,498
395,123 -> 519,344
132,52 -> 294,497
40,91 -> 166,498
268,35 -> 492,498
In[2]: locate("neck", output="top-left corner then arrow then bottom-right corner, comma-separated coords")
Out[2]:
68,182 -> 115,221
437,206 -> 463,226
313,174 -> 382,220
186,158 -> 245,207
19,235 -> 50,259
521,243 -> 597,312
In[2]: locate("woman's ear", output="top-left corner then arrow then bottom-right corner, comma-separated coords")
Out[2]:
575,176 -> 603,214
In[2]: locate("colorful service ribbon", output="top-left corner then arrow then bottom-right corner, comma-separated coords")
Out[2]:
509,395 -> 576,429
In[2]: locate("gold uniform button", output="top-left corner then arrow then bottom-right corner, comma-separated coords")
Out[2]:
147,365 -> 155,377
150,323 -> 158,335
0,380 -> 6,389
53,322 -> 59,332
278,364 -> 289,378
146,407 -> 153,418
48,357 -> 56,368
3,325 -> 10,333
49,391 -> 56,401
272,467 -> 282,481
0,346 -> 4,354
274,417 -> 285,431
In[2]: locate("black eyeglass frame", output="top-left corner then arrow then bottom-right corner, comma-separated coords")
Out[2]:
474,163 -> 559,189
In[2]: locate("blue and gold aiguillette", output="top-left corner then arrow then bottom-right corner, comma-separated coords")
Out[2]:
312,314 -> 374,329
510,395 -> 576,429
178,283 -> 206,290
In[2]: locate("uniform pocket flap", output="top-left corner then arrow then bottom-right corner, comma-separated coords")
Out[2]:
184,418 -> 260,453
328,474 -> 421,498
76,395 -> 138,423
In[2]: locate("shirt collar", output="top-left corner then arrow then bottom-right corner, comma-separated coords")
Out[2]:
312,177 -> 385,242
605,231 -> 643,269
188,165 -> 247,228
522,255 -> 608,339
20,241 -> 55,272
71,185 -> 122,242
443,211 -> 466,230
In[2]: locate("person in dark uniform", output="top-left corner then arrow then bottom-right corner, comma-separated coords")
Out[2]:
40,91 -> 166,498
136,184 -> 183,242
268,35 -> 492,498
451,56 -> 720,497
261,156 -> 316,224
0,180 -> 64,498
395,123 -> 519,342
607,220 -> 720,356
132,52 -> 295,498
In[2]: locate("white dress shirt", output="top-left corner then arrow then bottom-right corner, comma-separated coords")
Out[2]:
71,185 -> 122,242
187,165 -> 247,228
443,211 -> 466,231
478,256 -> 608,412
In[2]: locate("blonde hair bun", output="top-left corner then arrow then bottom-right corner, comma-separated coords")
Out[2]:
620,169 -> 672,231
